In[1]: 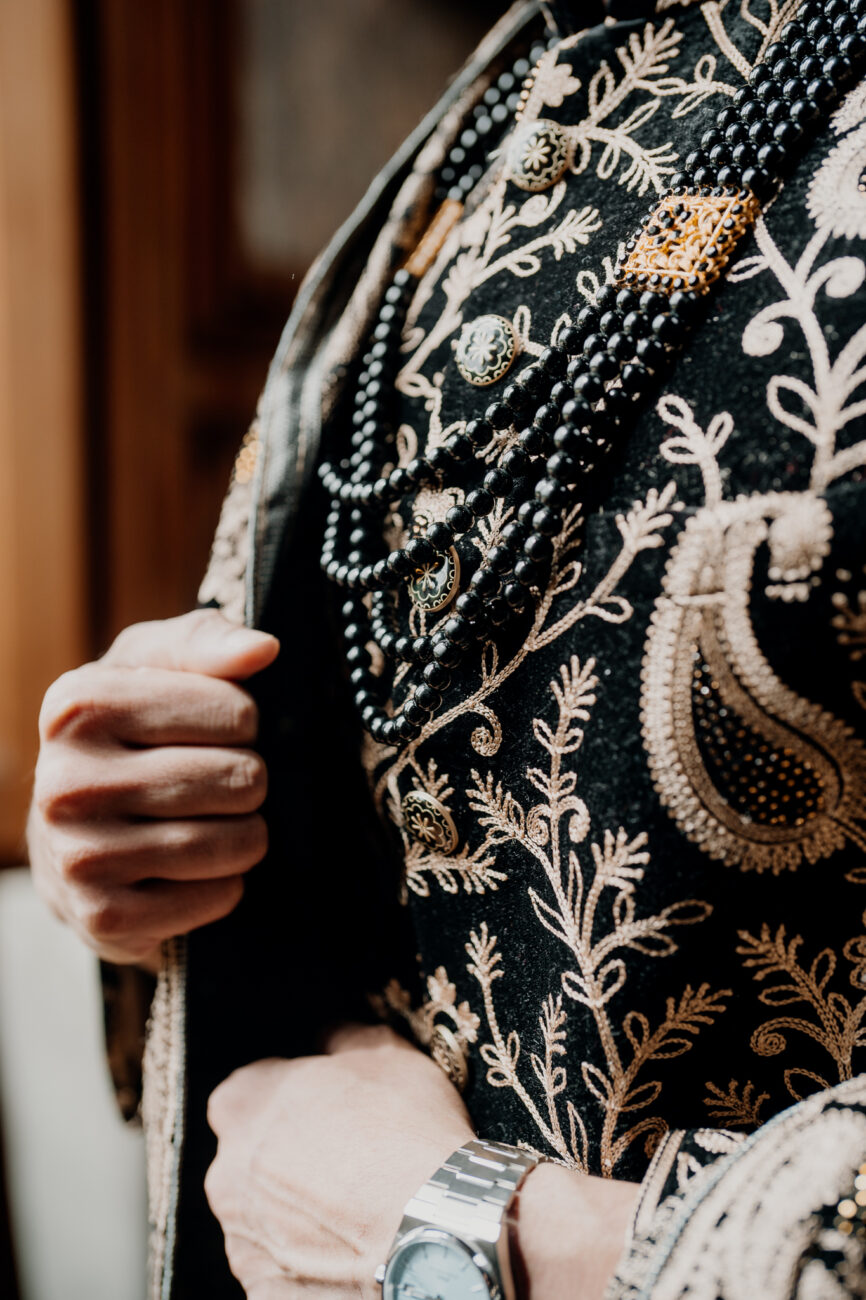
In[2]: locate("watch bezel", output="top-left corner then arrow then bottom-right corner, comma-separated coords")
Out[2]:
380,1224 -> 502,1300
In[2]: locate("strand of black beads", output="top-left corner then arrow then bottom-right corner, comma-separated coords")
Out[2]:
323,0 -> 866,747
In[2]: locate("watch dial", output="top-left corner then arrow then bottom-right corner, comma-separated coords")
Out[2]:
383,1234 -> 491,1300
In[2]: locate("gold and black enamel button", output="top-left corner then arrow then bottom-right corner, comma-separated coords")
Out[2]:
407,545 -> 460,614
401,790 -> 459,854
507,118 -> 570,192
454,314 -> 517,386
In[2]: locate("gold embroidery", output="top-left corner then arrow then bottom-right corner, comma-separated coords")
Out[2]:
703,1078 -> 769,1128
404,198 -> 464,278
374,967 -> 480,1093
197,422 -> 260,625
617,187 -> 761,294
737,925 -> 866,1100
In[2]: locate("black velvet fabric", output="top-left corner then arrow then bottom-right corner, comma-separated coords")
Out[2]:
170,0 -> 866,1291
324,1 -> 866,1183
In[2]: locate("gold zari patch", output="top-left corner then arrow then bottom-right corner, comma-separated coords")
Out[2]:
617,186 -> 761,295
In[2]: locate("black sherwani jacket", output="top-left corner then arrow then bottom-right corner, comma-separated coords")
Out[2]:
126,2 -> 866,1295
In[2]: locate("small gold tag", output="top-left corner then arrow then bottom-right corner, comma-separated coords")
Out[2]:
617,186 -> 761,295
404,198 -> 464,278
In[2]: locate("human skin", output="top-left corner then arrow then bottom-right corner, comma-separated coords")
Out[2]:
28,610 -> 637,1295
27,609 -> 280,968
206,1023 -> 640,1299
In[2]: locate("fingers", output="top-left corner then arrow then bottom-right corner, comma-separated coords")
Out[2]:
38,745 -> 267,821
103,609 -> 280,681
71,874 -> 246,964
48,814 -> 268,887
40,664 -> 261,747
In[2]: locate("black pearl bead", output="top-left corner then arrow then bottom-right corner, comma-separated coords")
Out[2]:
415,683 -> 442,711
524,533 -> 554,563
465,418 -> 493,446
487,544 -> 514,574
403,698 -> 429,726
539,346 -> 567,376
446,504 -> 473,534
485,401 -> 512,430
503,581 -> 527,609
469,567 -> 498,597
574,373 -> 604,403
456,590 -> 483,619
621,362 -> 648,393
484,467 -> 513,497
466,487 -> 494,516
547,451 -> 578,483
412,636 -> 434,663
534,403 -> 560,433
589,351 -> 618,379
573,306 -> 599,338
520,425 -> 547,455
427,521 -> 454,550
405,537 -> 436,567
502,445 -> 530,476
387,549 -> 414,577
431,637 -> 462,668
442,615 -> 472,645
532,506 -> 561,536
502,382 -> 533,416
535,478 -> 569,509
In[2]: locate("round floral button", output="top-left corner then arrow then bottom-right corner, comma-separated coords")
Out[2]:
401,790 -> 459,854
454,314 -> 517,386
407,545 -> 460,615
507,117 -> 570,192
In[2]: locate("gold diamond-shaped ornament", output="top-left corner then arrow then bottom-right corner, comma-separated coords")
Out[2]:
616,186 -> 761,295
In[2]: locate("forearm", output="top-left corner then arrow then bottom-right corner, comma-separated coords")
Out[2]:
516,1164 -> 639,1300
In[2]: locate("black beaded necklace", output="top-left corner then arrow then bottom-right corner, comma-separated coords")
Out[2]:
320,0 -> 866,750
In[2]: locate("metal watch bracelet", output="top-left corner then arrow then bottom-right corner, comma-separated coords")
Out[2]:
376,1138 -> 544,1298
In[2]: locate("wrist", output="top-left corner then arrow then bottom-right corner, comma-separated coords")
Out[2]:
513,1164 -> 639,1300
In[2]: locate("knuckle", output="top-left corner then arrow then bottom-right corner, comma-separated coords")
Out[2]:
226,754 -> 267,801
82,893 -> 128,942
57,841 -> 104,886
210,876 -> 244,920
33,760 -> 98,825
39,670 -> 102,742
108,620 -> 154,657
231,693 -> 259,742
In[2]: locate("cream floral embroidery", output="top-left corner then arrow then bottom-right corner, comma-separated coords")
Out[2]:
384,658 -> 726,1175
607,1079 -> 866,1300
641,134 -> 866,872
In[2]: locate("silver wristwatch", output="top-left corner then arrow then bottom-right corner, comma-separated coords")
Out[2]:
375,1138 -> 543,1300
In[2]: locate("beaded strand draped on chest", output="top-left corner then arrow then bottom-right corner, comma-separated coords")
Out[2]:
317,0 -> 866,750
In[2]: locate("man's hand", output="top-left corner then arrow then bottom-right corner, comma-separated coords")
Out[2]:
205,1024 -> 639,1300
28,609 -> 280,968
206,1024 -> 475,1299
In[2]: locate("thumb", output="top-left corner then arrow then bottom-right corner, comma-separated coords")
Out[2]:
103,609 -> 280,680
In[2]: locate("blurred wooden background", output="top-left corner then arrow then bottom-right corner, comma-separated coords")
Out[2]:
0,0 -> 501,866
0,2 -> 504,1294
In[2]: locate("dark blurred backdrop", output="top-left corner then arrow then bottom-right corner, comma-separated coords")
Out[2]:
0,3 -> 503,1295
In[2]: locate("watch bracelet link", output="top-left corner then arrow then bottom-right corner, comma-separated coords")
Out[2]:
402,1138 -> 542,1243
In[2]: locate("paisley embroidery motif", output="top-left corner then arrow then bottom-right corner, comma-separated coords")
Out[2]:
641,490 -> 866,872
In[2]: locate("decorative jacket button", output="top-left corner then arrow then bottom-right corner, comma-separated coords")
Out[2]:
401,790 -> 459,854
507,118 -> 570,192
454,314 -> 517,386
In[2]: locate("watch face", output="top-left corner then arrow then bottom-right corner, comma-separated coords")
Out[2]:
383,1229 -> 494,1300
